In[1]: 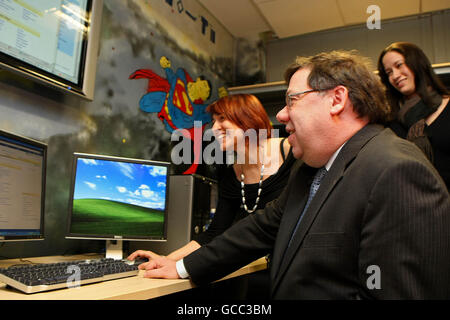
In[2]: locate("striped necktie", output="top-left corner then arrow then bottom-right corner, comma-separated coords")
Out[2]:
288,167 -> 327,247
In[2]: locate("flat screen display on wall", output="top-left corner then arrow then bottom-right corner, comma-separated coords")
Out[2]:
0,0 -> 103,100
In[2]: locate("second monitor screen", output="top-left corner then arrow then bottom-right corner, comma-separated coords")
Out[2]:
68,155 -> 169,240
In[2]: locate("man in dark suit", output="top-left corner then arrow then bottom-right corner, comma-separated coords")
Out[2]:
140,51 -> 450,299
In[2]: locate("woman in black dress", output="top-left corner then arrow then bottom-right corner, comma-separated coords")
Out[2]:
378,42 -> 450,190
129,94 -> 296,298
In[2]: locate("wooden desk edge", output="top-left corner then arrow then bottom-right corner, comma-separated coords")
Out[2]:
0,255 -> 268,300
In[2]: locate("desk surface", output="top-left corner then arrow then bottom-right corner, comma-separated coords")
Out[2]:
0,254 -> 267,300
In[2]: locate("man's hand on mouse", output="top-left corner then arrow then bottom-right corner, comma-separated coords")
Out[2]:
127,250 -> 181,278
127,250 -> 163,269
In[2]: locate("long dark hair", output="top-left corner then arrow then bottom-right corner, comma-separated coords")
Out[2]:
377,42 -> 448,113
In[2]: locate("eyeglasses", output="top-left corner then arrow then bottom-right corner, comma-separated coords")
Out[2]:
285,89 -> 320,108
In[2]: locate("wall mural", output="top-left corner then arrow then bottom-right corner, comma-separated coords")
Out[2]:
0,0 -> 235,258
130,55 -> 226,174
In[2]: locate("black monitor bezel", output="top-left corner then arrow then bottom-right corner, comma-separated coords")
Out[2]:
0,129 -> 47,242
0,0 -> 102,100
66,152 -> 170,242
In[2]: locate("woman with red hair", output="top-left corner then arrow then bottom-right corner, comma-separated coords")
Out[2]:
129,94 -> 296,298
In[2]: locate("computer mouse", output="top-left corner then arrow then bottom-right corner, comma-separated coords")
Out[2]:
124,258 -> 149,266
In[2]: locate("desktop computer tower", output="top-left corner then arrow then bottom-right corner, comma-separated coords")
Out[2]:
129,174 -> 217,255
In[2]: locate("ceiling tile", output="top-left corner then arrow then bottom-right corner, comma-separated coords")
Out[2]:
198,0 -> 271,39
421,0 -> 450,12
255,0 -> 345,38
338,0 -> 420,25
199,0 -> 450,41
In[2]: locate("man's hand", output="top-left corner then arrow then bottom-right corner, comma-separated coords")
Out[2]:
141,256 -> 180,279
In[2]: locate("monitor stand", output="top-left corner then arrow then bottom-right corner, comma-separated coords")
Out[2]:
105,240 -> 124,260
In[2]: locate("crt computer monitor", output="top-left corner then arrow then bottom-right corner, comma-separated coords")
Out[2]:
0,129 -> 47,242
66,153 -> 170,259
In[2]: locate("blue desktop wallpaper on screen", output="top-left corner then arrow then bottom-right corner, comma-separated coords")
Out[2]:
73,158 -> 167,211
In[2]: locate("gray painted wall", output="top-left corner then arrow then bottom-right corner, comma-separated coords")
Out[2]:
266,10 -> 450,82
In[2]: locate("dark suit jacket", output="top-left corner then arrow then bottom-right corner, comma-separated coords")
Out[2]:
184,124 -> 450,299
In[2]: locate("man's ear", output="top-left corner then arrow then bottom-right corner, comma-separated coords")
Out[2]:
330,103 -> 344,115
329,85 -> 348,116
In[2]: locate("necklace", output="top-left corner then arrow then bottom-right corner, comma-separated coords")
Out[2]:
240,149 -> 265,214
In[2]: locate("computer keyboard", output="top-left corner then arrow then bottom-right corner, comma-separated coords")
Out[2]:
0,258 -> 142,294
